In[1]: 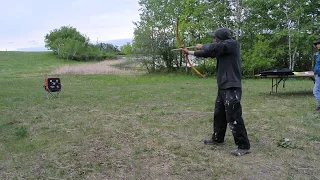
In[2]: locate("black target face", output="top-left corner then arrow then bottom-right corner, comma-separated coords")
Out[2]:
45,77 -> 61,92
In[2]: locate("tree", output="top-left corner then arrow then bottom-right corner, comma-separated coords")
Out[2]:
120,43 -> 133,55
241,0 -> 320,72
133,0 -> 320,76
44,26 -> 89,57
134,0 -> 214,74
97,43 -> 119,53
45,26 -> 118,61
242,35 -> 275,75
134,0 -> 177,73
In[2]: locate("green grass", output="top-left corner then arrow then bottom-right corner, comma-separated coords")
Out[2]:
1,51 -> 320,179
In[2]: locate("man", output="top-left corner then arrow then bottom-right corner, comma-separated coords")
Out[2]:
313,39 -> 320,112
182,28 -> 250,156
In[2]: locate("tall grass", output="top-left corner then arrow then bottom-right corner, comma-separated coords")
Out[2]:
0,51 -> 319,179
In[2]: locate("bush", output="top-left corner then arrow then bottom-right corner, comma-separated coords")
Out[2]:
45,26 -> 119,61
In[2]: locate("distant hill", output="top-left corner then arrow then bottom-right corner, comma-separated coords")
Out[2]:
107,39 -> 132,47
105,39 -> 133,47
17,46 -> 50,52
91,39 -> 133,47
15,39 -> 133,52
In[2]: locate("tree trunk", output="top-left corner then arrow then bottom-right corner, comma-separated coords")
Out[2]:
235,0 -> 242,40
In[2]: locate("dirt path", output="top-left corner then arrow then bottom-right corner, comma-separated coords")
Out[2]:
51,58 -> 137,75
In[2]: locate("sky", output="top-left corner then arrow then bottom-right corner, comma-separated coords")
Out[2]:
0,0 -> 141,51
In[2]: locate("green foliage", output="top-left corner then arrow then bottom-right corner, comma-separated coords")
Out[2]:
242,35 -> 276,75
45,26 -> 118,61
241,0 -> 320,72
45,26 -> 88,49
120,42 -> 134,55
196,58 -> 217,76
45,26 -> 89,57
276,138 -> 302,150
97,43 -> 119,53
14,126 -> 28,138
134,0 -> 320,76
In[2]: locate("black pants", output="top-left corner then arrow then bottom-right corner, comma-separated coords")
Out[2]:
212,88 -> 250,149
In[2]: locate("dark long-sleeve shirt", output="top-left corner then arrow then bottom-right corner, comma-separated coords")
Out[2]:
194,28 -> 242,89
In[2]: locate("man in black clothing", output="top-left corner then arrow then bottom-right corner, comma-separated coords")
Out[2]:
182,28 -> 250,156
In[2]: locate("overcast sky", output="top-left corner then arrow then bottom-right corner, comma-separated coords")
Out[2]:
0,0 -> 141,51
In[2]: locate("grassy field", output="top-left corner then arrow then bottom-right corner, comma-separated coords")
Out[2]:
0,51 -> 319,180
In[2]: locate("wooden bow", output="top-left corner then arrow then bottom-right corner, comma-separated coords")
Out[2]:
175,19 -> 206,78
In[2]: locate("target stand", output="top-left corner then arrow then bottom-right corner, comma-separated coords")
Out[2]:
44,76 -> 62,99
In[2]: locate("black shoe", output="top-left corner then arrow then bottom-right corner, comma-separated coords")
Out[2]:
231,149 -> 251,156
204,139 -> 224,145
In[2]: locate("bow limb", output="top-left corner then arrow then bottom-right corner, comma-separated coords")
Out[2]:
175,19 -> 206,78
